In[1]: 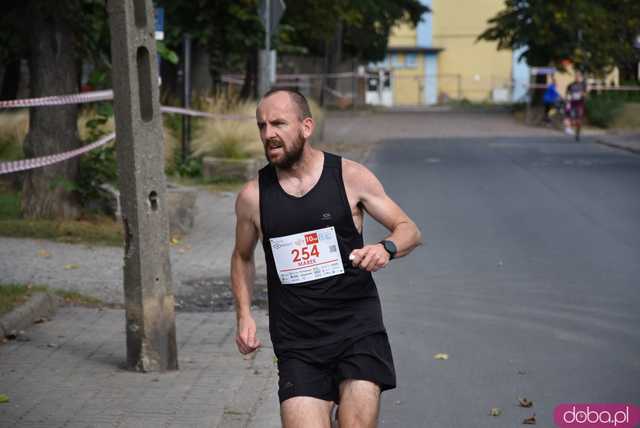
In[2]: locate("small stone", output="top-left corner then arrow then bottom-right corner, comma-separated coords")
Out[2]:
47,343 -> 58,348
518,398 -> 533,408
490,408 -> 502,417
395,400 -> 402,406
523,414 -> 536,424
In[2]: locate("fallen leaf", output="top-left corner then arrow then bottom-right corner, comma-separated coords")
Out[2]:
33,317 -> 48,324
0,394 -> 9,403
170,237 -> 181,245
433,353 -> 449,360
489,408 -> 502,417
519,398 -> 533,408
37,250 -> 51,258
523,414 -> 536,424
63,264 -> 80,270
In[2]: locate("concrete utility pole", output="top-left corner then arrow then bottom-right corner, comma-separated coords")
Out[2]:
107,0 -> 178,372
258,0 -> 286,96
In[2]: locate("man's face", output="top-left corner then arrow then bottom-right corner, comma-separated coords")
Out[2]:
575,72 -> 583,82
256,92 -> 313,169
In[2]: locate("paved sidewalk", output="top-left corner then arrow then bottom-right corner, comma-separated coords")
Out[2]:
0,307 -> 279,428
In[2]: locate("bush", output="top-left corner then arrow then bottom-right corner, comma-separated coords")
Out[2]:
586,95 -> 625,128
586,88 -> 640,128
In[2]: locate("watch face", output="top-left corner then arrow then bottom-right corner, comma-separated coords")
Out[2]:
383,240 -> 397,257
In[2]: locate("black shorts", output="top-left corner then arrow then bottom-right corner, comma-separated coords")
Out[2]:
276,332 -> 396,403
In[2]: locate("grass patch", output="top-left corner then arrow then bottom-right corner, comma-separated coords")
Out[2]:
0,189 -> 123,246
0,191 -> 21,219
0,284 -> 48,315
0,283 -> 108,316
610,103 -> 640,129
52,289 -> 105,307
0,217 -> 123,246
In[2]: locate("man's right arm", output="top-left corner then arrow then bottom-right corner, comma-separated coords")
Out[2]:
230,180 -> 261,354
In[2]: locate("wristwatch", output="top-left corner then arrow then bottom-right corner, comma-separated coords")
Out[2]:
379,240 -> 397,260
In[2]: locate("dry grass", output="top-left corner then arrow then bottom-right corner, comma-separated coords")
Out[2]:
611,103 -> 640,129
191,97 -> 261,159
190,95 -> 326,160
0,111 -> 28,160
0,109 -> 178,167
0,95 -> 325,166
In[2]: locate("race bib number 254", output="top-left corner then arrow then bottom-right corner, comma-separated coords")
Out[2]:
269,226 -> 344,285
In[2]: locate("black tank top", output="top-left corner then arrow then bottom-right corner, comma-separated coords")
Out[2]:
259,152 -> 386,354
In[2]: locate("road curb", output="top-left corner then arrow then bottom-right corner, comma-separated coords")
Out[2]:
595,137 -> 640,155
0,292 -> 60,337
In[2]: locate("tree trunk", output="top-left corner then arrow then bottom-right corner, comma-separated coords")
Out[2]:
240,49 -> 257,100
327,21 -> 343,91
21,4 -> 81,219
0,59 -> 21,101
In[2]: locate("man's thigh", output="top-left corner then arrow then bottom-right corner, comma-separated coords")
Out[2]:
338,379 -> 381,427
281,396 -> 334,428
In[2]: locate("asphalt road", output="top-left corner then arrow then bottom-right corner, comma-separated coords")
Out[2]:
365,134 -> 640,427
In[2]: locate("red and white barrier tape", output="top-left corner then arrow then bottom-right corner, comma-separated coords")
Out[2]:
0,89 -> 255,121
0,132 -> 115,176
0,90 -> 114,109
160,106 -> 253,120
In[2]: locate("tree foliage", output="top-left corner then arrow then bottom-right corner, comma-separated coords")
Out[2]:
281,0 -> 429,62
478,0 -> 640,79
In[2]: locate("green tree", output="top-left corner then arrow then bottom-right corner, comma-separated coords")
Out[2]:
0,1 -> 110,219
281,0 -> 429,63
158,0 -> 264,95
477,0 -> 639,79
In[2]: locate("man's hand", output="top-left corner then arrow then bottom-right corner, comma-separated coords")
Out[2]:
236,315 -> 261,354
349,244 -> 390,272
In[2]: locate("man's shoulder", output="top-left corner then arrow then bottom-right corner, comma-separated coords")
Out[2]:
341,157 -> 382,195
341,157 -> 371,178
235,178 -> 260,212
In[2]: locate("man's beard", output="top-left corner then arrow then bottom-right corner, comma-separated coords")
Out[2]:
264,131 -> 306,169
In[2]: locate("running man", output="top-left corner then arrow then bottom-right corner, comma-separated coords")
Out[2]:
564,71 -> 588,139
231,88 -> 422,428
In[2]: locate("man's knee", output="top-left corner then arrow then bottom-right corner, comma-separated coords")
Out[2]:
338,380 -> 381,427
281,396 -> 334,428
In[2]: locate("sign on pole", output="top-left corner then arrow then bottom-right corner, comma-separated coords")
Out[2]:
259,0 -> 286,36
258,0 -> 286,96
155,7 -> 164,40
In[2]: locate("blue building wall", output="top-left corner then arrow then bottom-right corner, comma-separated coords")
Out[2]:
512,46 -> 530,102
417,0 -> 437,104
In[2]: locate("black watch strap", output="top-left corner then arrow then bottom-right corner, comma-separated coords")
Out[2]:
379,240 -> 397,260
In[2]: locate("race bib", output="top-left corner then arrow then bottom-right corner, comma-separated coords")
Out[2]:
269,226 -> 344,285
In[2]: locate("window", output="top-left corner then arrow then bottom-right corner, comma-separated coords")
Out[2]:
405,53 -> 417,68
391,53 -> 404,68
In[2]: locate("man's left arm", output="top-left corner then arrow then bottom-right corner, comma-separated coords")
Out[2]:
345,160 -> 422,272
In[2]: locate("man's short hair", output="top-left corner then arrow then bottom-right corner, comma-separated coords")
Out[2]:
261,88 -> 312,120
